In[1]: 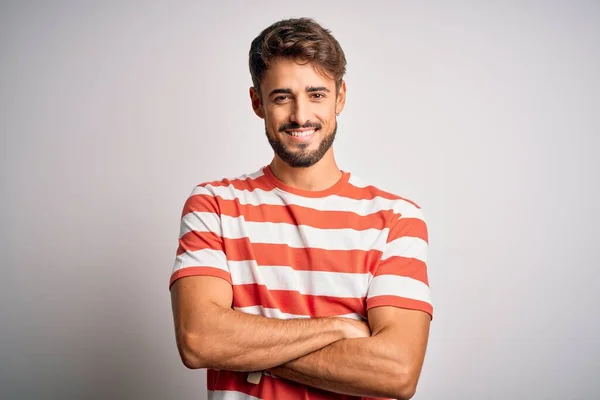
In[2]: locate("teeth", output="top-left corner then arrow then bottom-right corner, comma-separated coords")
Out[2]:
288,129 -> 315,137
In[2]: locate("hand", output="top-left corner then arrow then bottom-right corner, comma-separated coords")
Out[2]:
338,317 -> 371,339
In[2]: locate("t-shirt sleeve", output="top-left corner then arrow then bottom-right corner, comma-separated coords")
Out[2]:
366,205 -> 433,320
169,185 -> 231,289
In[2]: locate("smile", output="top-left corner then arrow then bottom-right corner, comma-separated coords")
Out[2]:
284,129 -> 319,143
287,129 -> 315,137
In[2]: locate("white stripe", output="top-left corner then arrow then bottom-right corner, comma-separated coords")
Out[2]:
234,306 -> 310,319
189,184 -> 214,197
208,390 -> 262,400
228,261 -> 370,298
230,168 -> 265,182
199,168 -> 265,188
347,176 -> 422,212
181,212 -> 389,251
381,236 -> 428,262
249,169 -> 266,180
223,215 -> 388,251
347,174 -> 371,188
192,183 -> 423,219
172,248 -> 228,273
337,312 -> 365,320
235,305 -> 364,320
367,275 -> 432,304
180,211 -> 222,237
174,252 -> 371,298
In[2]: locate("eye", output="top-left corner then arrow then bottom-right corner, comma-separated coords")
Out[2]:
311,93 -> 325,99
274,95 -> 290,103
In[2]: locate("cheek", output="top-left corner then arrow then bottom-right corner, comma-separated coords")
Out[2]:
266,109 -> 288,129
314,103 -> 335,121
316,112 -> 336,127
271,107 -> 290,121
263,116 -> 280,134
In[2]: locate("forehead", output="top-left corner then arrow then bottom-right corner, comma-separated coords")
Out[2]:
261,57 -> 335,92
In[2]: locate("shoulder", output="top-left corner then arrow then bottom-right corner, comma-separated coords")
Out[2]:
346,173 -> 424,218
189,166 -> 269,197
179,167 -> 269,216
347,174 -> 428,245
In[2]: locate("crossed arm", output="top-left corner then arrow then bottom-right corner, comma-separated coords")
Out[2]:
171,275 -> 430,400
269,305 -> 430,399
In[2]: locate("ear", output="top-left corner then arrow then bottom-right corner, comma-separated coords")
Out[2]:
335,80 -> 347,115
250,87 -> 265,119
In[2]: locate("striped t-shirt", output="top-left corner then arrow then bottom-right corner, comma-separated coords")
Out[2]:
170,165 -> 433,400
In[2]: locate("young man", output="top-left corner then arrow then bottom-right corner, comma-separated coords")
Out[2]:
170,18 -> 433,400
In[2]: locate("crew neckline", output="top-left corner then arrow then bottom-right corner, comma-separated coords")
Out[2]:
262,165 -> 350,198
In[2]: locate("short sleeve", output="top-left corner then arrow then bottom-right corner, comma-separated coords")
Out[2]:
169,185 -> 232,289
366,205 -> 433,320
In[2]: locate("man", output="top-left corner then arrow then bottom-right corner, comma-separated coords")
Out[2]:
170,18 -> 432,400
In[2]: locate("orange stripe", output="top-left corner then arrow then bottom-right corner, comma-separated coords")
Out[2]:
199,171 -> 422,205
341,182 -> 421,204
207,369 -> 264,397
242,243 -> 381,274
375,257 -> 429,285
201,174 -> 274,192
177,234 -> 427,279
208,370 -> 362,399
387,217 -> 428,242
184,194 -> 399,231
181,192 -> 219,217
169,267 -> 231,289
233,284 -> 366,318
367,295 -> 433,320
177,231 -> 223,255
179,235 -> 382,274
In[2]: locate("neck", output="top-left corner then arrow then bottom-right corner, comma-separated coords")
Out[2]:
269,150 -> 342,192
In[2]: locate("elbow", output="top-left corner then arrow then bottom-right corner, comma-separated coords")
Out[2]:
391,367 -> 419,400
394,385 -> 417,400
176,331 -> 257,372
176,331 -> 210,370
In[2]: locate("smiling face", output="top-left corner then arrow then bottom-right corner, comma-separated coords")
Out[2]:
250,57 -> 346,168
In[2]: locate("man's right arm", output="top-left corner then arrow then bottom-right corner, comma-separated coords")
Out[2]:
170,275 -> 368,372
170,185 -> 368,372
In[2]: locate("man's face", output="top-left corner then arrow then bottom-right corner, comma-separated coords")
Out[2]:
250,57 -> 346,168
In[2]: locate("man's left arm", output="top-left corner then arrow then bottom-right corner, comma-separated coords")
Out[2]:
270,307 -> 429,399
270,205 -> 432,400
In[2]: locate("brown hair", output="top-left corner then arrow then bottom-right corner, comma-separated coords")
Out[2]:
249,18 -> 347,98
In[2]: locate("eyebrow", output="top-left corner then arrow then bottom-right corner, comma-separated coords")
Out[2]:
268,88 -> 292,97
306,86 -> 330,93
268,86 -> 331,97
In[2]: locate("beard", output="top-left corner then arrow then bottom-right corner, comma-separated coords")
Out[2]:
265,120 -> 337,168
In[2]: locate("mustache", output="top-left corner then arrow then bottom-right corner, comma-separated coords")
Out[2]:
278,122 -> 322,132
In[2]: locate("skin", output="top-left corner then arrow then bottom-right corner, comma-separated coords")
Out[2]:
171,56 -> 430,399
249,57 -> 346,192
171,276 -> 370,372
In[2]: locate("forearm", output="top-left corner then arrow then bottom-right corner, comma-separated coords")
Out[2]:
179,304 -> 346,372
270,333 -> 409,399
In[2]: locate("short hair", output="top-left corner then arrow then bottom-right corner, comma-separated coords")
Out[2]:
249,18 -> 347,97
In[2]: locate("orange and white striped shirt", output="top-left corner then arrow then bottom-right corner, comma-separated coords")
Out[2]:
170,165 -> 432,400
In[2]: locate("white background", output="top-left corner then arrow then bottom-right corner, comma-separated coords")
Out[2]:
1,1 -> 599,399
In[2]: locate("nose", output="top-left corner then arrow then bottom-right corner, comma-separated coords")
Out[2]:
290,97 -> 309,126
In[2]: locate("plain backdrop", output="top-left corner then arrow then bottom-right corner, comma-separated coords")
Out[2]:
1,1 -> 599,399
